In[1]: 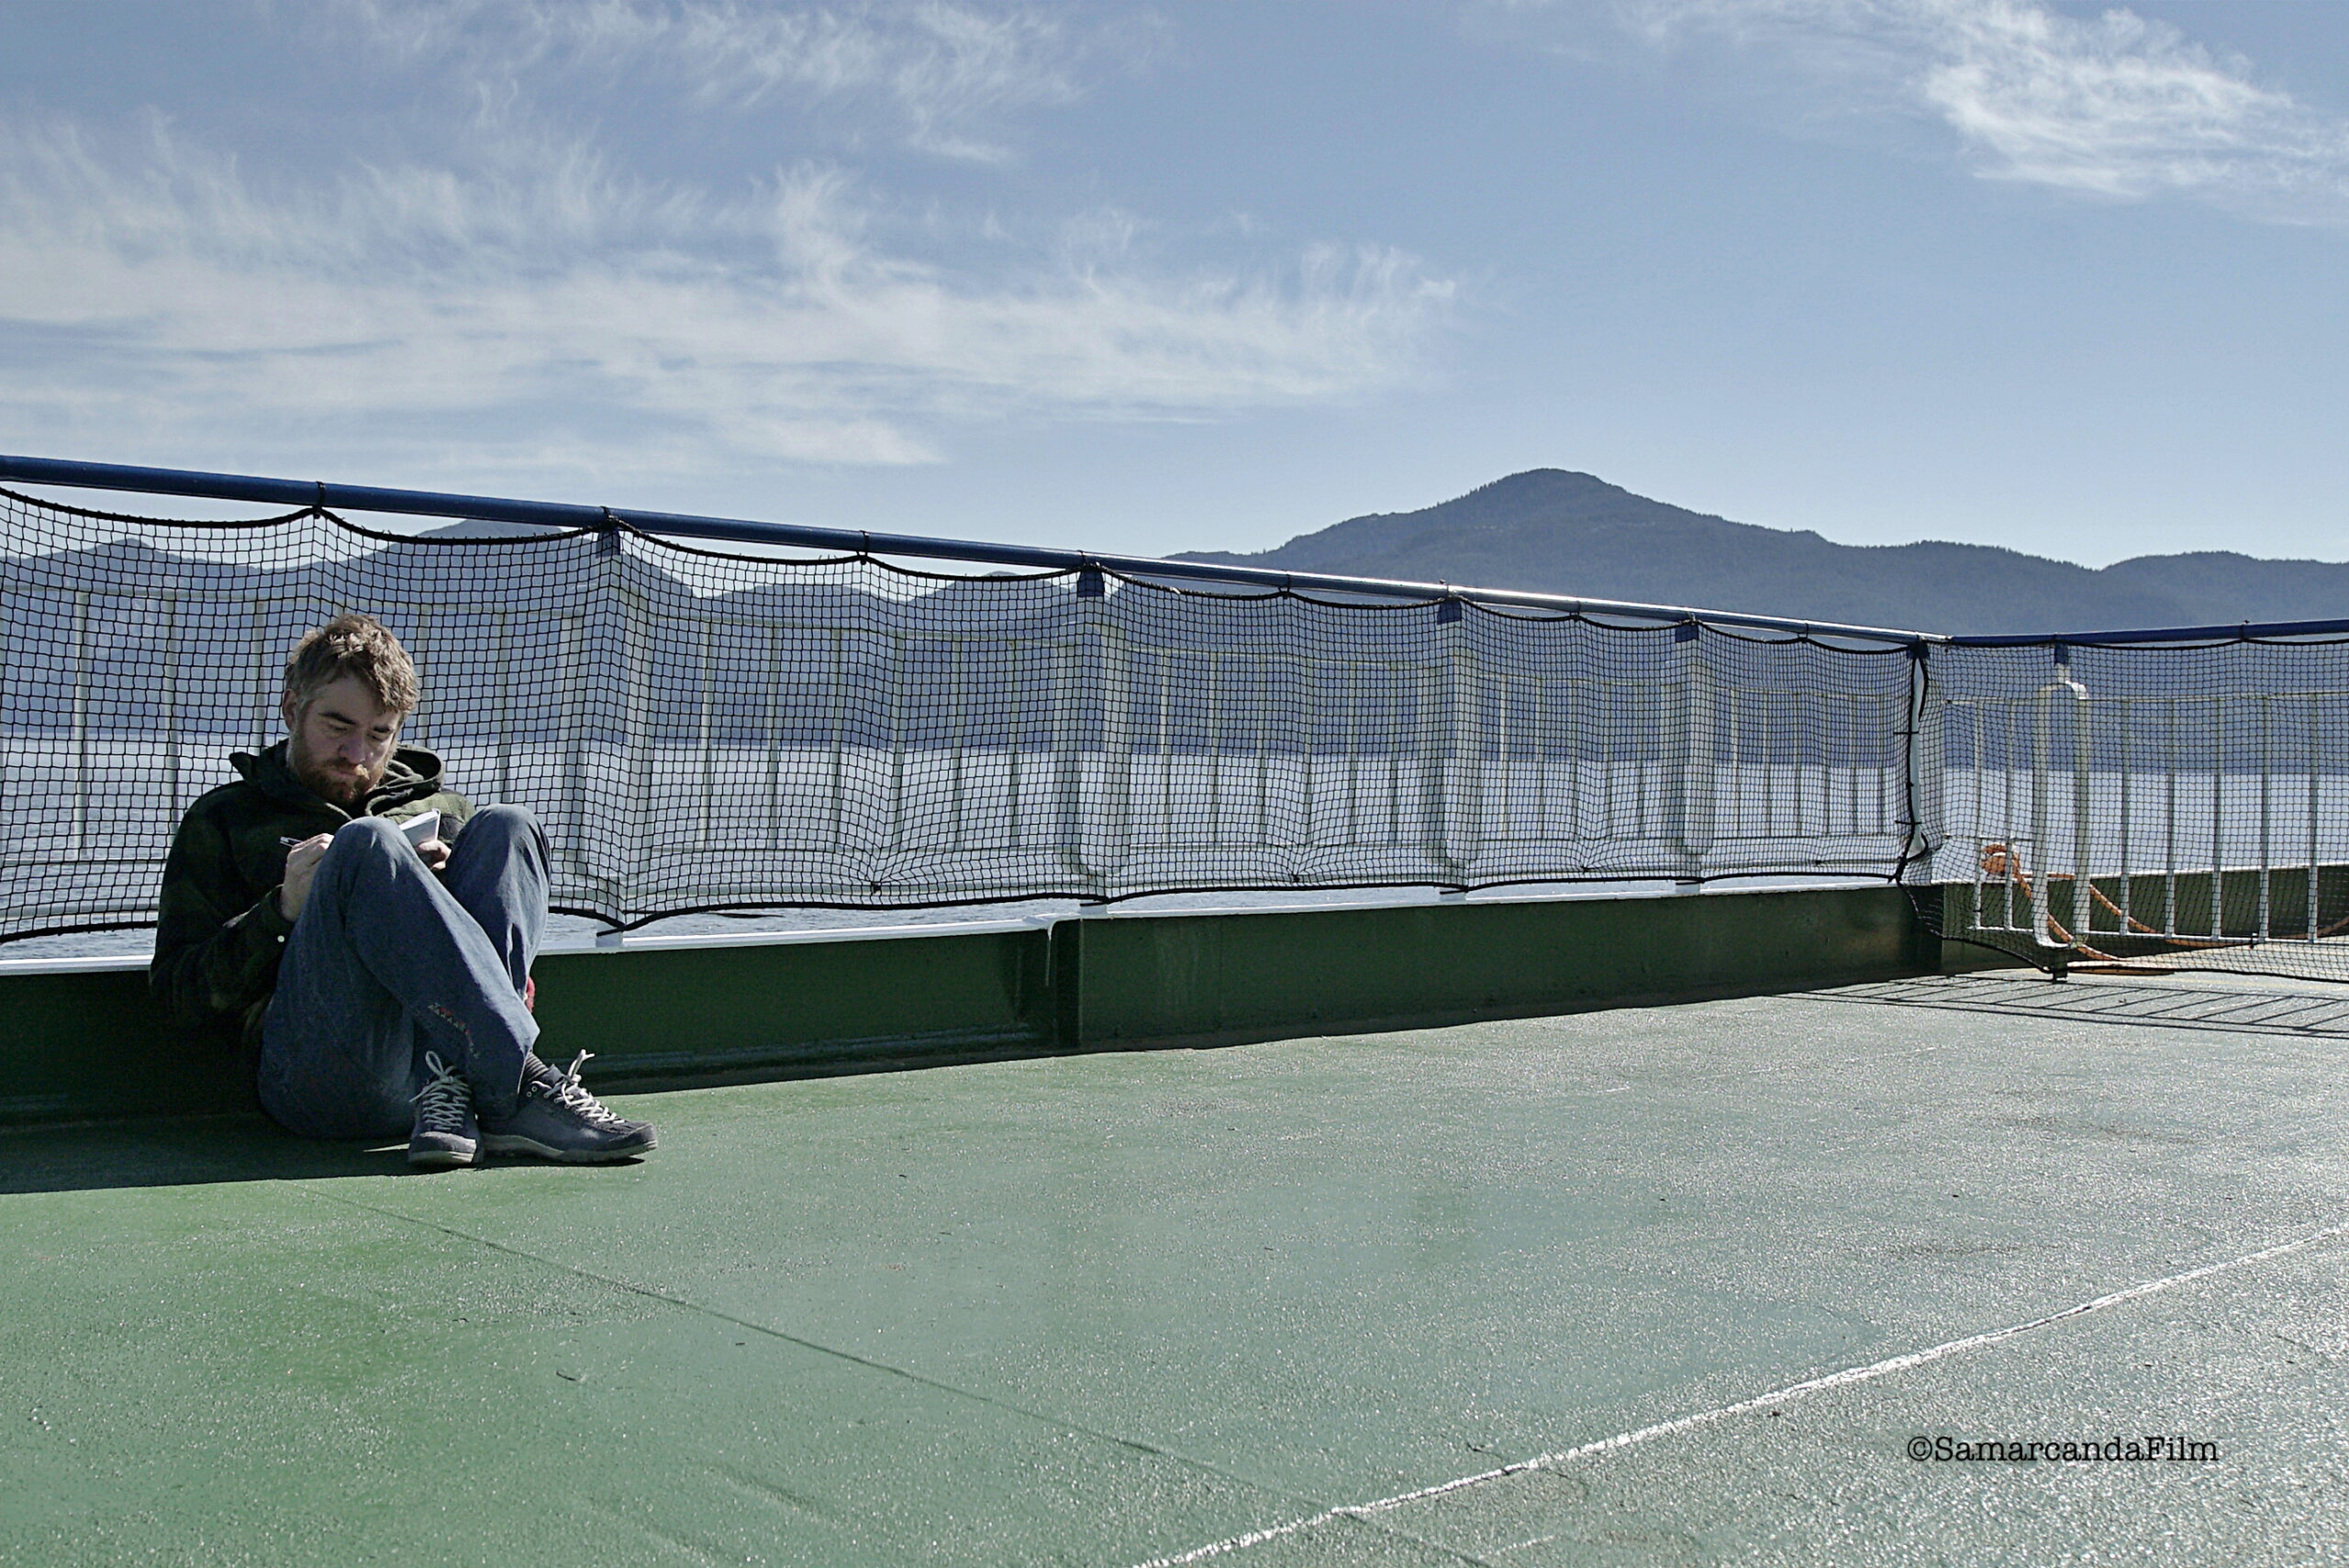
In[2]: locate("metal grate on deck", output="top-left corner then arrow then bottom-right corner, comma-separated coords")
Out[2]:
1820,972 -> 2349,1038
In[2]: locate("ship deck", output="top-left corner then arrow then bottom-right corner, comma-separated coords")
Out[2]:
5,972 -> 2345,1565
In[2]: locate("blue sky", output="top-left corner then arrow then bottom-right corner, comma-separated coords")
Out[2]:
1,1 -> 2343,566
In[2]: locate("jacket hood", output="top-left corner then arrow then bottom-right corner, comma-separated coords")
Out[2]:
229,740 -> 447,817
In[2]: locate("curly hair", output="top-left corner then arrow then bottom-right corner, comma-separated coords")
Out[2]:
282,614 -> 419,717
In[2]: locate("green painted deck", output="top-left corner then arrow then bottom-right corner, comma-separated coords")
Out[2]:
6,973 -> 2344,1564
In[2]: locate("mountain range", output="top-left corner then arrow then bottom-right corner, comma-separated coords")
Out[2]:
1175,470 -> 2349,637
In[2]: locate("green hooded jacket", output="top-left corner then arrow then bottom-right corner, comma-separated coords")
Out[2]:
150,740 -> 473,1051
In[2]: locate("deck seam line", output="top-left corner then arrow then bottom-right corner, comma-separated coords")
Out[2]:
294,1184 -> 1347,1538
1130,1219 -> 2349,1568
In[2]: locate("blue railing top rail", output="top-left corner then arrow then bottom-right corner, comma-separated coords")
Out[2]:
0,452 -> 1940,647
1948,620 -> 2349,649
12,452 -> 2349,650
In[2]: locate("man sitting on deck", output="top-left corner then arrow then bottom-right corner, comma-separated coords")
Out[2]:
151,613 -> 656,1168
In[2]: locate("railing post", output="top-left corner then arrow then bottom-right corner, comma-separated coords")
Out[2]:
762,625 -> 782,853
1667,621 -> 1714,881
406,603 -> 433,751
2209,697 -> 2223,940
618,584 -> 652,917
1093,615 -> 1131,886
827,627 -> 846,852
250,600 -> 270,752
2256,693 -> 2274,940
2072,659 -> 2094,932
557,611 -> 589,886
161,591 -> 180,818
2122,695 -> 2145,939
72,590 -> 89,856
697,617 -> 716,852
1420,598 -> 1478,876
1899,642 -> 1943,880
1055,565 -> 1127,894
1053,627 -> 1081,879
2030,651 -> 2090,951
947,636 -> 967,851
493,607 -> 513,807
886,631 -> 907,853
2161,696 -> 2177,936
2308,692 -> 2321,941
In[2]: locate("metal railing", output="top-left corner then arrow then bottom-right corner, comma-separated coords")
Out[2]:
9,452 -> 2349,958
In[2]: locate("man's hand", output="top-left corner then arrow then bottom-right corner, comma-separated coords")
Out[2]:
278,833 -> 333,922
416,838 -> 451,873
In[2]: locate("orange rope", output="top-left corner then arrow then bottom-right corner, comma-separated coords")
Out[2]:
1977,840 -> 2349,953
1975,843 -> 2119,962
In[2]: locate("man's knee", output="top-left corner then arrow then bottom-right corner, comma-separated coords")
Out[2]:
464,802 -> 540,839
334,816 -> 407,847
287,817 -> 412,921
459,804 -> 547,862
324,816 -> 410,881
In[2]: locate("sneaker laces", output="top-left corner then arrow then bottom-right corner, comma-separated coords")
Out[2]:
412,1051 -> 473,1134
540,1051 -> 630,1129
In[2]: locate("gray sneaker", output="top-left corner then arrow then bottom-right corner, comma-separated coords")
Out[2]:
479,1051 -> 656,1163
408,1051 -> 479,1168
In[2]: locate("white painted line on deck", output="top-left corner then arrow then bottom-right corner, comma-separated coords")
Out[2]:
1132,1219 -> 2349,1567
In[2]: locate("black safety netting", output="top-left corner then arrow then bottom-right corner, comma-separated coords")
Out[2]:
0,486 -> 1937,941
1909,637 -> 2349,983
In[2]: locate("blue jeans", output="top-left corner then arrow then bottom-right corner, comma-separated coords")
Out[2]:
258,805 -> 547,1140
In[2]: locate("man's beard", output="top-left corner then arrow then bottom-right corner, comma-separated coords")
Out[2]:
290,743 -> 379,806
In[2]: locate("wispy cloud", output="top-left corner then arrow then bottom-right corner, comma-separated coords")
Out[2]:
1609,0 -> 2349,217
0,113 -> 1451,475
319,0 -> 1111,161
